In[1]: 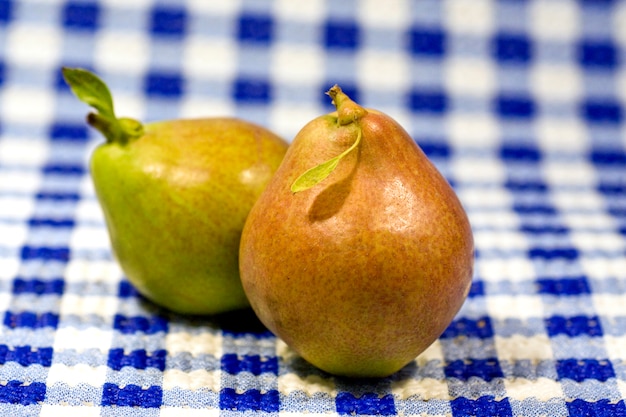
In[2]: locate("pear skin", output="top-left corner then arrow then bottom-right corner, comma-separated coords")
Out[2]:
239,86 -> 474,377
93,118 -> 287,314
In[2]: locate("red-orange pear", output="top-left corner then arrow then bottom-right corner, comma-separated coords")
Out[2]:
239,86 -> 474,378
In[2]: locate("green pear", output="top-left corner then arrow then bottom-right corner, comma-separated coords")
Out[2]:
63,68 -> 288,315
239,86 -> 474,377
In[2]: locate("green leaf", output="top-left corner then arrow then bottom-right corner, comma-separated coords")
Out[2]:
62,67 -> 116,119
291,128 -> 362,193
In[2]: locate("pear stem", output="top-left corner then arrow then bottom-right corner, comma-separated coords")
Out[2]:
326,85 -> 368,126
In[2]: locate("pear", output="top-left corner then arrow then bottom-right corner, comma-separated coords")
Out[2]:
63,68 -> 288,315
239,86 -> 474,377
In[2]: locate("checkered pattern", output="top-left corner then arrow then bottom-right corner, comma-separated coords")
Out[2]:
0,0 -> 625,415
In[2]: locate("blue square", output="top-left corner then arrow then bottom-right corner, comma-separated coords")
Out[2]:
590,150 -> 626,166
336,393 -> 396,416
233,78 -> 271,103
408,27 -> 445,56
238,14 -> 273,43
581,100 -> 622,124
107,348 -> 166,371
418,141 -> 450,159
12,278 -> 65,295
545,315 -> 603,337
63,3 -> 99,31
556,359 -> 615,382
3,311 -> 59,329
0,0 -> 12,24
500,145 -> 541,161
578,41 -> 618,68
49,123 -> 88,141
536,277 -> 591,295
221,354 -> 278,375
451,396 -> 513,417
493,33 -> 532,63
0,381 -> 46,406
101,383 -> 162,408
150,6 -> 186,37
528,247 -> 579,260
441,317 -> 494,339
567,399 -> 626,417
408,90 -> 447,113
324,20 -> 360,50
219,388 -> 279,412
113,314 -> 169,335
444,358 -> 504,381
145,72 -> 184,97
494,95 -> 535,118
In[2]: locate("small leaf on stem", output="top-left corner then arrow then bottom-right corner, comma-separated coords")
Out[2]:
291,128 -> 362,193
62,67 -> 116,120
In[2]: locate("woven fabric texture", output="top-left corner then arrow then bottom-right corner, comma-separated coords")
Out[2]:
0,0 -> 625,416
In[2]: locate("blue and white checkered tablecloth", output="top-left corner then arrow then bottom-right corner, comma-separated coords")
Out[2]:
0,0 -> 625,415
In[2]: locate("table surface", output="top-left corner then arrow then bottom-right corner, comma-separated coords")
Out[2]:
0,0 -> 625,416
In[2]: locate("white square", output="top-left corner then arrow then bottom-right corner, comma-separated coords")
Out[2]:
0,223 -> 27,248
504,376 -> 564,401
447,113 -> 500,147
530,0 -> 580,41
0,196 -> 34,223
580,257 -> 626,280
562,212 -> 616,231
551,190 -> 604,212
40,404 -> 102,417
488,295 -> 544,320
180,97 -> 235,120
495,335 -> 554,362
64,259 -> 122,284
534,118 -> 588,153
0,139 -> 49,167
277,372 -> 337,397
451,157 -> 506,183
456,189 -> 513,211
269,103 -> 323,142
165,331 -> 223,357
445,58 -> 497,96
444,0 -> 494,35
392,377 -> 450,400
94,31 -> 150,74
474,230 -> 529,252
271,45 -> 324,85
467,211 -> 519,230
358,0 -> 410,28
46,363 -> 108,387
0,258 -> 20,281
53,326 -> 114,353
530,64 -> 583,102
542,161 -> 596,187
0,170 -> 41,192
59,294 -> 119,319
69,225 -> 110,250
478,258 -> 536,282
272,0 -> 324,21
592,294 -> 626,319
615,2 -> 626,46
5,24 -> 61,67
183,38 -> 238,80
356,50 -> 410,90
570,231 -> 625,252
187,0 -> 242,15
162,369 -> 221,391
1,86 -> 55,125
159,407 -> 220,417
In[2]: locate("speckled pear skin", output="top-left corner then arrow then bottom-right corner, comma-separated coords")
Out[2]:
239,104 -> 474,377
91,118 -> 288,315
